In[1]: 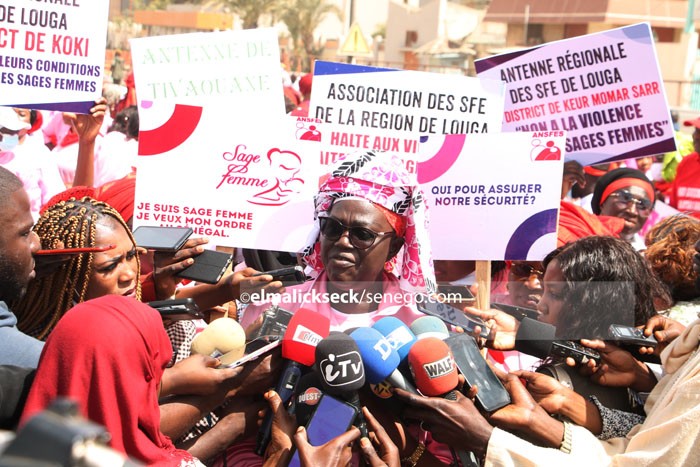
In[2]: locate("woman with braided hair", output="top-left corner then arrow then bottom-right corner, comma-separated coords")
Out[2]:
12,196 -> 284,460
14,194 -> 277,341
13,196 -> 140,339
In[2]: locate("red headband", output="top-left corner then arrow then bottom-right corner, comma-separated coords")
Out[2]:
600,178 -> 654,206
584,166 -> 608,177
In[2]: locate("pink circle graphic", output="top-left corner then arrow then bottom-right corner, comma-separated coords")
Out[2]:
416,134 -> 467,184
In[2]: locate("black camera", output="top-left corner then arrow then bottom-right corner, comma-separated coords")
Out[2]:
0,398 -> 141,466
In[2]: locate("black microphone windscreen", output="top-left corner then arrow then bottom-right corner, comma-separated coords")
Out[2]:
315,333 -> 366,395
514,317 -> 556,359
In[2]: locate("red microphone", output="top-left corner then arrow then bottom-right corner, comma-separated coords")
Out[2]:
408,337 -> 458,397
281,308 -> 328,365
408,337 -> 476,467
256,308 -> 330,455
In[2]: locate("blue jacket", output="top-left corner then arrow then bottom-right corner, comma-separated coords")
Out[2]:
0,301 -> 43,368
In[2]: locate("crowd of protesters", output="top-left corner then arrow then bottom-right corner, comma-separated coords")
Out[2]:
0,55 -> 699,467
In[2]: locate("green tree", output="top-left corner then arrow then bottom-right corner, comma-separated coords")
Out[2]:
280,0 -> 342,71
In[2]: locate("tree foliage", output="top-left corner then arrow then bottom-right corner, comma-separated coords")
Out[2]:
211,0 -> 285,29
280,0 -> 342,71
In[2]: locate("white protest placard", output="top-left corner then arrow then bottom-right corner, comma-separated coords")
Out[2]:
0,0 -> 108,113
133,114 -> 320,252
131,29 -> 314,251
419,131 -> 564,260
475,23 -> 675,166
310,61 -> 505,169
130,28 -> 284,113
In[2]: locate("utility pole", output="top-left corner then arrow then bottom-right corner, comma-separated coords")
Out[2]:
347,0 -> 355,63
686,0 -> 696,33
523,4 -> 530,45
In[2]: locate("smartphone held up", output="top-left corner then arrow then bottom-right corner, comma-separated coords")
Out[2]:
132,226 -> 193,252
147,298 -> 204,321
176,249 -> 233,284
253,265 -> 308,286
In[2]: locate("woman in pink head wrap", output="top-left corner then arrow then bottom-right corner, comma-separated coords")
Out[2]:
241,150 -> 436,331
232,151 -> 450,467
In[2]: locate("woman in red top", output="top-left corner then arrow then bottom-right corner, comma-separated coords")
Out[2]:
21,295 -> 201,466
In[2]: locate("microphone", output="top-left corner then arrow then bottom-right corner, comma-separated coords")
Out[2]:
316,333 -> 366,391
349,327 -> 418,393
255,308 -> 330,456
372,317 -> 418,400
408,337 -> 479,467
372,317 -> 417,361
409,316 -> 450,340
514,317 -> 556,358
190,316 -> 246,366
292,371 -> 324,427
407,337 -> 458,397
515,317 -> 601,365
315,332 -> 367,436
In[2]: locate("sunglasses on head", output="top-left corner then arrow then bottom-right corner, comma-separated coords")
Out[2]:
608,190 -> 652,212
319,216 -> 394,250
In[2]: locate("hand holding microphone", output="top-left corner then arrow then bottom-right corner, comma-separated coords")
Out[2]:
407,337 -> 480,467
315,332 -> 368,436
359,406 -> 401,467
161,354 -> 243,397
398,338 -> 491,460
255,308 -> 330,456
259,390 -> 298,466
407,337 -> 458,398
190,316 -> 246,366
395,385 -> 493,458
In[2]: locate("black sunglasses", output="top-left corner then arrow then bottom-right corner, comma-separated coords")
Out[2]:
510,262 -> 544,279
319,217 -> 394,250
